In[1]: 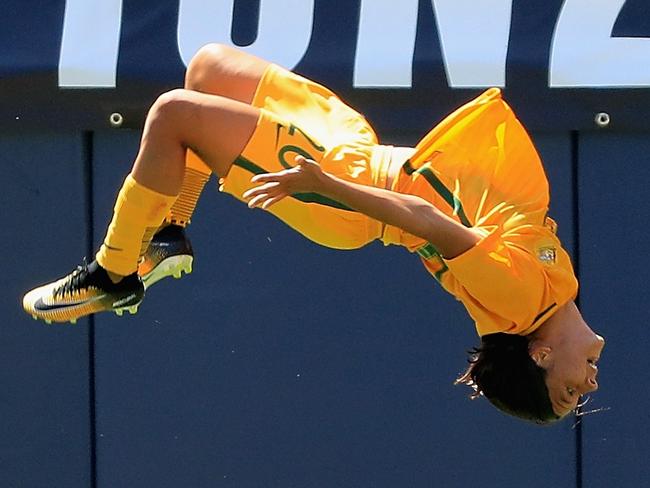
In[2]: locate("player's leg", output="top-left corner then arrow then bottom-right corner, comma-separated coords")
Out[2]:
23,90 -> 260,323
141,44 -> 272,287
169,44 -> 271,220
157,44 -> 271,224
185,43 -> 269,101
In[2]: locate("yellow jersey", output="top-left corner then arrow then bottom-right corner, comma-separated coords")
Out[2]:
382,88 -> 578,336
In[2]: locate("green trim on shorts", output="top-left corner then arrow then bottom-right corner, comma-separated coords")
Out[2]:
233,155 -> 267,176
403,160 -> 472,227
233,156 -> 355,212
291,192 -> 355,211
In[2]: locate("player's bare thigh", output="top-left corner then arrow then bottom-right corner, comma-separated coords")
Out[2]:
132,89 -> 260,192
185,43 -> 270,104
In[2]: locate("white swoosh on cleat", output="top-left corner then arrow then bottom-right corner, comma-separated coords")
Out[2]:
33,294 -> 108,312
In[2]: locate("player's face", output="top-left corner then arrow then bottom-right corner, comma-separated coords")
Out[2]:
530,302 -> 606,418
545,335 -> 604,417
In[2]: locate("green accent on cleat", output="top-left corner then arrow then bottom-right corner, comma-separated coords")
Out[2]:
45,319 -> 52,324
114,305 -> 139,317
70,319 -> 77,324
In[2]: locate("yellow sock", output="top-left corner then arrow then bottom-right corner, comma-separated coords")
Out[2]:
165,150 -> 212,227
96,174 -> 177,276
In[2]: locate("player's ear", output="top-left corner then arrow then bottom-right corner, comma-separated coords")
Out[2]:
529,342 -> 552,368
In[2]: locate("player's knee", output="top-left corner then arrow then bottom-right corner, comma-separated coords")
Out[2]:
146,89 -> 193,134
185,43 -> 234,91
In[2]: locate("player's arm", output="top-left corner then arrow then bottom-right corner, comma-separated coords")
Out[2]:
243,156 -> 480,258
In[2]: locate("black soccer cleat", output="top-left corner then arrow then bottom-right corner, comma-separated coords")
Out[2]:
138,224 -> 194,289
23,260 -> 144,324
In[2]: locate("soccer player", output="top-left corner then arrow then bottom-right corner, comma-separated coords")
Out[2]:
23,44 -> 604,423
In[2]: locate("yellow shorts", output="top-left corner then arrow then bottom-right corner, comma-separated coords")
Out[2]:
220,64 -> 388,249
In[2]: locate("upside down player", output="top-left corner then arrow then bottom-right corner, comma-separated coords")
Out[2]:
23,44 -> 604,424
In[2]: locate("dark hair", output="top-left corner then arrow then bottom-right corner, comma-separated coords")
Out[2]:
455,333 -> 560,424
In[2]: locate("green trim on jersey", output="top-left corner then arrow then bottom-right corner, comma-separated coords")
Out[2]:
415,242 -> 449,281
403,160 -> 472,227
531,302 -> 557,327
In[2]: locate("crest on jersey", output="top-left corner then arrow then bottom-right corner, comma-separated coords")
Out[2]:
537,246 -> 557,265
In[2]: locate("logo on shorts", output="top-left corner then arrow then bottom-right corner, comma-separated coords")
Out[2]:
537,246 -> 557,265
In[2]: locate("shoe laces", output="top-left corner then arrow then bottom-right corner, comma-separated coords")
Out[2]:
53,260 -> 90,298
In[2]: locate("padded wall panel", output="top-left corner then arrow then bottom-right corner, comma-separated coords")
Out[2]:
0,132 -> 91,488
578,133 -> 650,487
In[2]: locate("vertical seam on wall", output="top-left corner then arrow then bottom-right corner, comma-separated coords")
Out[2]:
82,130 -> 98,488
571,129 -> 583,488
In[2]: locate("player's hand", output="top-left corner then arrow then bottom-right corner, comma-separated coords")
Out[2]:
243,155 -> 325,209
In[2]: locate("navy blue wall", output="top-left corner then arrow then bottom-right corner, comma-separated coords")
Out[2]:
1,133 -> 92,487
579,133 -> 650,488
2,128 -> 648,487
